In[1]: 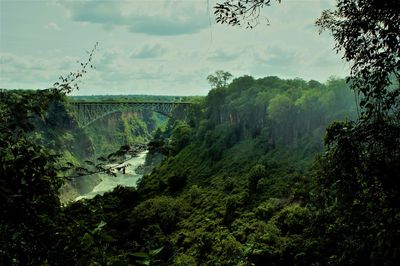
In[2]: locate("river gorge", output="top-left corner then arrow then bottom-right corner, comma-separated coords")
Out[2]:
75,151 -> 148,200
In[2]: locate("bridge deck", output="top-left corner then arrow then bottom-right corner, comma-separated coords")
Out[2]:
70,101 -> 192,105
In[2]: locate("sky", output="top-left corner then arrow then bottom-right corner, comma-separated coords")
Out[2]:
0,0 -> 349,96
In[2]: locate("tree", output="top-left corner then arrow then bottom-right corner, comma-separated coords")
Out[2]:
313,2 -> 400,263
0,43 -> 98,264
316,0 -> 400,118
170,121 -> 192,153
248,164 -> 266,193
267,94 -> 297,144
214,1 -> 400,264
207,70 -> 233,89
0,90 -> 64,264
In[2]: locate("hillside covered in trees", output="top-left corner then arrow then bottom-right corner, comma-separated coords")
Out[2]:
1,0 -> 399,264
5,74 -> 397,265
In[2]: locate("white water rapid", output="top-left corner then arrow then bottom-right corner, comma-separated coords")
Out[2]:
75,151 -> 147,200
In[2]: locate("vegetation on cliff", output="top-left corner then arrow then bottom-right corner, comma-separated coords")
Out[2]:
1,0 -> 399,264
1,71 -> 399,265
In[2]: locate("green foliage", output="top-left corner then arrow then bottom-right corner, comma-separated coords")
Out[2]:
199,75 -> 356,148
211,2 -> 400,264
2,1 -> 398,264
169,121 -> 192,154
0,44 -> 104,264
172,253 -> 197,265
255,198 -> 281,221
84,110 -> 154,157
247,164 -> 266,193
274,204 -> 311,235
316,0 -> 400,118
130,196 -> 189,233
128,75 -> 359,265
130,247 -> 164,266
0,89 -> 65,264
314,119 -> 400,264
207,70 -> 233,88
78,221 -> 113,265
3,72 -> 395,265
268,94 -> 295,122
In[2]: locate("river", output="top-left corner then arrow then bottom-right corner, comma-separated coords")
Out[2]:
75,151 -> 147,200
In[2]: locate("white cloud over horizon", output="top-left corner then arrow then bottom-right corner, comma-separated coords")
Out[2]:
45,22 -> 62,31
63,0 -> 210,36
0,0 -> 348,96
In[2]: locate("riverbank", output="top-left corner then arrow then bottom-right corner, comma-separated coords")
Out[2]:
74,151 -> 148,201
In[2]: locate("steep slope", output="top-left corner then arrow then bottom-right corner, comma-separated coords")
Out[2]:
60,76 -> 358,265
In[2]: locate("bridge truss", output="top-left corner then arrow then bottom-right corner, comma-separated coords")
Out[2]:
70,101 -> 191,127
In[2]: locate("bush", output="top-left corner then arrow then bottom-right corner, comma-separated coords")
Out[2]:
248,164 -> 266,193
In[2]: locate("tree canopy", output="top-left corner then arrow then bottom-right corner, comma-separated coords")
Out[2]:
215,0 -> 400,118
207,70 -> 233,89
316,0 -> 400,117
1,1 -> 400,264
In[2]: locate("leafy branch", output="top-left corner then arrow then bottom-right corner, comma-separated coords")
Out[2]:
52,42 -> 99,95
316,1 -> 400,118
214,0 -> 281,28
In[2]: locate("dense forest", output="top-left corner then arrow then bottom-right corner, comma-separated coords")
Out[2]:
2,73 -> 398,265
1,0 -> 399,265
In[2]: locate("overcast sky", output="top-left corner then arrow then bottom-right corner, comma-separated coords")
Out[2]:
0,0 -> 348,96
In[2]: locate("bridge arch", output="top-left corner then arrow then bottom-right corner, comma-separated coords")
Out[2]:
70,101 -> 190,128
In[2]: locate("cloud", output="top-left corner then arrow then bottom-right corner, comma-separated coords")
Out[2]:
97,49 -> 120,66
44,22 -> 62,31
0,53 -> 48,70
68,1 -> 125,25
207,49 -> 240,62
265,46 -> 299,66
0,52 -> 86,89
63,0 -> 210,36
131,43 -> 167,59
0,0 -> 347,95
235,46 -> 301,78
319,0 -> 335,10
245,46 -> 299,71
127,15 -> 208,36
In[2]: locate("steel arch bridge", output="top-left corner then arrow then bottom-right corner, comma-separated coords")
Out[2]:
70,101 -> 191,127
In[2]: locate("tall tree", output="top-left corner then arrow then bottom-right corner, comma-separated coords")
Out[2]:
0,43 -> 98,264
316,0 -> 400,118
207,70 -> 233,89
214,1 -> 400,264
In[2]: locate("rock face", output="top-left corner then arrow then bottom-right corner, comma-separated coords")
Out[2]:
83,110 -> 163,156
37,100 -> 165,201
